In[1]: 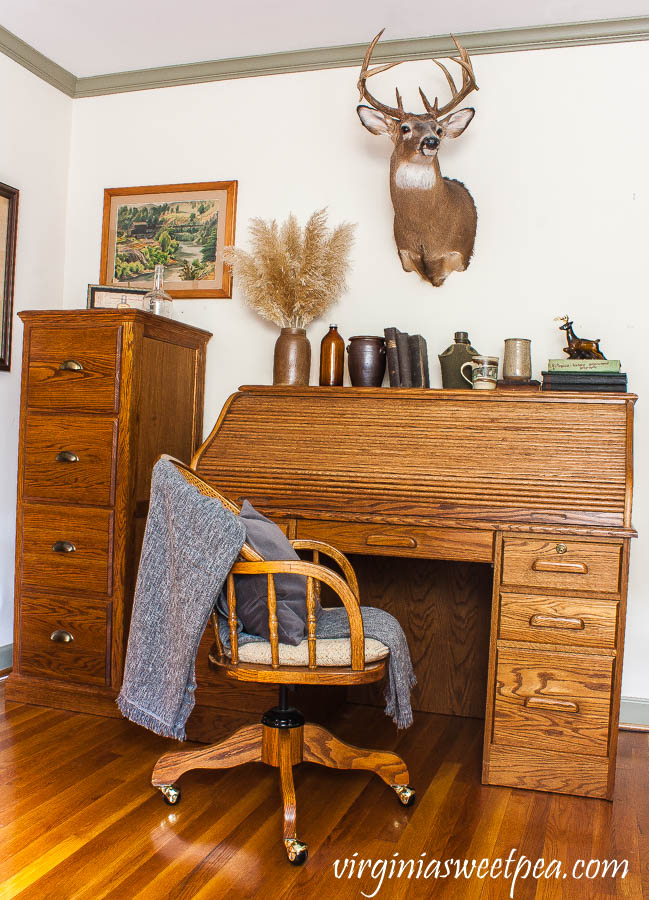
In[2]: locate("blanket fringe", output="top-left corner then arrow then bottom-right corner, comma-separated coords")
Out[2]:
116,694 -> 186,741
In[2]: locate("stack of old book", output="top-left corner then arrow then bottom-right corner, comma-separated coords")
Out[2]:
541,358 -> 627,392
384,327 -> 430,387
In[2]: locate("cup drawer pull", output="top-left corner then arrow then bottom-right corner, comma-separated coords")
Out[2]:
365,534 -> 418,549
52,540 -> 76,553
524,696 -> 580,714
50,629 -> 74,643
59,359 -> 84,371
529,614 -> 585,630
55,450 -> 79,463
531,559 -> 588,575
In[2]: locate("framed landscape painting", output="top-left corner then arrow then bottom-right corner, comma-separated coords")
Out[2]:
99,181 -> 237,299
0,182 -> 19,371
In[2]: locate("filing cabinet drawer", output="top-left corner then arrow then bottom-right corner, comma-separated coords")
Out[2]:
499,593 -> 618,649
23,415 -> 117,506
493,647 -> 613,756
296,519 -> 493,562
19,594 -> 109,686
27,325 -> 121,412
22,503 -> 113,594
501,537 -> 621,593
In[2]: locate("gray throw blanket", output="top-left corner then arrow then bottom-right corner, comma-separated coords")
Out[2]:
219,604 -> 417,729
117,460 -> 246,739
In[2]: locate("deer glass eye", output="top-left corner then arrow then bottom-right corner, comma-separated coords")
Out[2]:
401,124 -> 411,134
436,127 -> 443,135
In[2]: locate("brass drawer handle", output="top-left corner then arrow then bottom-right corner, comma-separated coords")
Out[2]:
50,629 -> 74,643
55,451 -> 79,463
556,543 -> 568,554
366,534 -> 418,549
59,359 -> 83,371
52,540 -> 76,553
529,614 -> 585,630
532,559 -> 588,575
525,696 -> 580,714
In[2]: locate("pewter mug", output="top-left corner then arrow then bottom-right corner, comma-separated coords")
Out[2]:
503,338 -> 532,382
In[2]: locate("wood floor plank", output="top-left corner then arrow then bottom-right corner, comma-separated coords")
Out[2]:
99,768 -> 278,900
0,684 -> 646,899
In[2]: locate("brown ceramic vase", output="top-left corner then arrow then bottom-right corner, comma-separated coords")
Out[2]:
347,335 -> 386,387
273,327 -> 311,385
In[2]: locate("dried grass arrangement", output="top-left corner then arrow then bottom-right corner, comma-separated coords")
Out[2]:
224,209 -> 355,328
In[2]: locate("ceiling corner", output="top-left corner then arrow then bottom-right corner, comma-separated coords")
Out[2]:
0,23 -> 76,96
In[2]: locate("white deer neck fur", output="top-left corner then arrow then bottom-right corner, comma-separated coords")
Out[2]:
394,161 -> 437,190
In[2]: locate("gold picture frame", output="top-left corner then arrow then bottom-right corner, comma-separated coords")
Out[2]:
0,182 -> 19,371
99,181 -> 237,299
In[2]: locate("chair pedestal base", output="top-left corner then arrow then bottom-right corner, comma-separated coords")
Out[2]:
152,703 -> 415,865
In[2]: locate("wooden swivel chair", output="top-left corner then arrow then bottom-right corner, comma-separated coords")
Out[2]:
151,459 -> 415,865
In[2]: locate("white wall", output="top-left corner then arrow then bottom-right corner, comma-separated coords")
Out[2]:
0,55 -> 72,649
31,38 -> 649,703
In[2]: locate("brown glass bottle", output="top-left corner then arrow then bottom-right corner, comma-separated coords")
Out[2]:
319,325 -> 344,386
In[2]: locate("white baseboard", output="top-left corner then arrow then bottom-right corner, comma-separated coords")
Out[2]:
0,643 -> 12,672
620,696 -> 649,729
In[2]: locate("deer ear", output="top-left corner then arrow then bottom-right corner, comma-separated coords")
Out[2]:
357,105 -> 395,136
440,108 -> 475,139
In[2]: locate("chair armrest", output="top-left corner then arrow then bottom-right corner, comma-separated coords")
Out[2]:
231,559 -> 365,670
289,539 -> 360,601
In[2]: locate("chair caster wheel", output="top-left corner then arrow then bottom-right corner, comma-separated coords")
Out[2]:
159,784 -> 181,805
392,784 -> 416,807
285,838 -> 308,865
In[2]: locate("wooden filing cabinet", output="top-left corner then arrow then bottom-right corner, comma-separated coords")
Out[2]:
483,533 -> 629,799
6,309 -> 211,716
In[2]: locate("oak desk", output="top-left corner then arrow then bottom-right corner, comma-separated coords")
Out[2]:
191,385 -> 636,799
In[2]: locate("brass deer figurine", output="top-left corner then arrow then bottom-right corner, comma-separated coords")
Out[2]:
357,30 -> 479,288
555,316 -> 606,359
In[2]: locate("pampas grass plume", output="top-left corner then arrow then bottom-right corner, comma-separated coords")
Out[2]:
224,209 -> 355,328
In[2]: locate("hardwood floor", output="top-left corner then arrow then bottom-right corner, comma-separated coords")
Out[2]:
0,682 -> 646,899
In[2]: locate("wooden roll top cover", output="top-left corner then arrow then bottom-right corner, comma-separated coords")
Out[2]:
193,386 -> 636,533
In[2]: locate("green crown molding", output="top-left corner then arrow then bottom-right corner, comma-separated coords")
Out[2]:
2,16 -> 649,99
0,24 -> 75,96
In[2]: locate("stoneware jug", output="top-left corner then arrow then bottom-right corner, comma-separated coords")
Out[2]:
347,335 -> 386,387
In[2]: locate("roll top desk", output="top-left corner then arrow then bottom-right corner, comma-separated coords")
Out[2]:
192,385 -> 636,799
8,363 -> 635,800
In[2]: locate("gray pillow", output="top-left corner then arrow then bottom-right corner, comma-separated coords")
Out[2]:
233,500 -> 318,646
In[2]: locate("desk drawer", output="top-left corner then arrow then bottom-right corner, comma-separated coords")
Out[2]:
23,415 -> 117,506
26,325 -> 120,412
19,593 -> 109,686
296,519 -> 493,562
22,503 -> 113,594
501,537 -> 621,593
499,593 -> 618,649
493,646 -> 613,756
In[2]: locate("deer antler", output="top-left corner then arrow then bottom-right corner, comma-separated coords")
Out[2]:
431,35 -> 479,118
357,29 -> 406,119
358,30 -> 478,121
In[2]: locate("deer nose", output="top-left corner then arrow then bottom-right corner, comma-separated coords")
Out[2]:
421,136 -> 440,150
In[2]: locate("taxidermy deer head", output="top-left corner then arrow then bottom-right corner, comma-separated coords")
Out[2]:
357,30 -> 478,287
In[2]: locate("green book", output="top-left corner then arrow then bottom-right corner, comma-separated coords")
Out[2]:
547,358 -> 621,373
